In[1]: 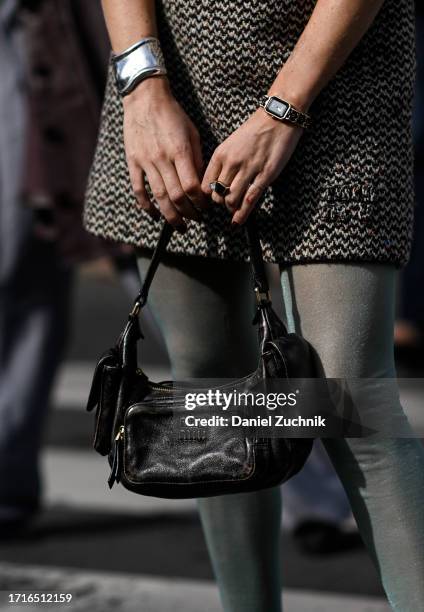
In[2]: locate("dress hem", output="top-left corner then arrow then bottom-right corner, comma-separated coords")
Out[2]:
83,220 -> 407,270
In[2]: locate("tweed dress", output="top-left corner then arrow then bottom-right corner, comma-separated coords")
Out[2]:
84,0 -> 416,267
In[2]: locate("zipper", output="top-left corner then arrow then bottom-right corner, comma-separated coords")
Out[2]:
149,384 -> 175,393
108,426 -> 124,489
137,368 -> 256,394
136,369 -> 177,393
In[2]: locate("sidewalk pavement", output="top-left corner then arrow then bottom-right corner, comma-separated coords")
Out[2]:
0,563 -> 390,612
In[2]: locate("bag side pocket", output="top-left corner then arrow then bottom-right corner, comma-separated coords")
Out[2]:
93,364 -> 121,456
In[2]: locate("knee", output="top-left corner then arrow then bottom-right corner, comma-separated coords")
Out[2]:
327,437 -> 424,489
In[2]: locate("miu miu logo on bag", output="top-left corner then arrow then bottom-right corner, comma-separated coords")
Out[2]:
176,429 -> 208,443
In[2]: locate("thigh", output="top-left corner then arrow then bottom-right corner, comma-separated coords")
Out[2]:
137,251 -> 258,379
282,262 -> 414,434
280,261 -> 418,441
281,262 -> 397,378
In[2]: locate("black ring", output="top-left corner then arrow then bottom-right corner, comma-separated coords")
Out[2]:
209,180 -> 230,197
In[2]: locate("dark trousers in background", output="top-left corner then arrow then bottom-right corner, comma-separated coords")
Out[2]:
400,11 -> 424,329
0,0 -> 72,521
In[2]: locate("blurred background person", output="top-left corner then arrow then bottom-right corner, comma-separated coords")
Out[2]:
395,0 -> 424,372
0,0 -> 109,535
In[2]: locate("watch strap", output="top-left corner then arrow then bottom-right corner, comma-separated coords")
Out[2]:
259,95 -> 312,129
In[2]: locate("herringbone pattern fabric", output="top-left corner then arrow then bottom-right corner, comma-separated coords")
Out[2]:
84,0 -> 416,267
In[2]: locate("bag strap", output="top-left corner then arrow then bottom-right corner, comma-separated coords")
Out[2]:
130,221 -> 174,316
129,213 -> 271,318
244,214 -> 270,302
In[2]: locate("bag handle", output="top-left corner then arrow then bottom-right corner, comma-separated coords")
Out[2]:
129,213 -> 271,318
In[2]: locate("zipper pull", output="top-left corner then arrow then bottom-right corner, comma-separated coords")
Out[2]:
108,426 -> 124,489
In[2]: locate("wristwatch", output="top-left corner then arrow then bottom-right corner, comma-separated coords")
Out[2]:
112,37 -> 167,97
259,94 -> 312,129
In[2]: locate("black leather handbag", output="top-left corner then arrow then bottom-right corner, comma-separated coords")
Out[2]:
86,217 -> 316,498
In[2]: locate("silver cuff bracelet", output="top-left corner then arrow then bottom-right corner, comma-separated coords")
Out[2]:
111,37 -> 167,97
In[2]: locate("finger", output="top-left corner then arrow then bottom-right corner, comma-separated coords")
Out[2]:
174,149 -> 208,213
144,164 -> 187,232
202,151 -> 239,206
224,167 -> 259,213
159,160 -> 202,221
212,163 -> 239,207
128,162 -> 160,220
232,179 -> 267,225
189,125 -> 206,177
201,151 -> 222,198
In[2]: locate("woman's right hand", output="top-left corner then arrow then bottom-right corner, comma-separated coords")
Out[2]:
123,77 -> 207,232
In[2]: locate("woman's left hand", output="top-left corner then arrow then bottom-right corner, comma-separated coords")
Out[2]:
201,110 -> 304,225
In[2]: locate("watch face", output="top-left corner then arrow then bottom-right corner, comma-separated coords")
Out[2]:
267,97 -> 289,118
